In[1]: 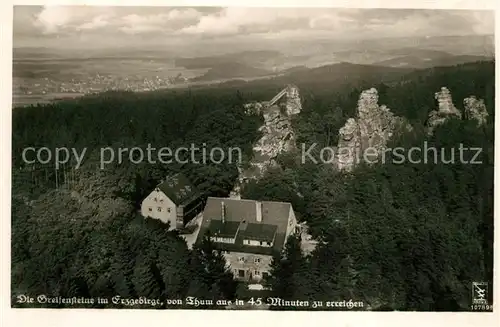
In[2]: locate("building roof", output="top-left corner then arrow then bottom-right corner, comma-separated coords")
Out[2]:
196,197 -> 292,255
156,173 -> 201,206
241,223 -> 277,242
208,220 -> 240,238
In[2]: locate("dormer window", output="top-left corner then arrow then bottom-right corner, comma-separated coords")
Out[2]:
241,223 -> 277,247
208,220 -> 239,244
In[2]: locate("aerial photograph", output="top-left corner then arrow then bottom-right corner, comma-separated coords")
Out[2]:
10,6 -> 494,312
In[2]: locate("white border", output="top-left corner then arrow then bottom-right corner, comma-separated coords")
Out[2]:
1,1 -> 498,327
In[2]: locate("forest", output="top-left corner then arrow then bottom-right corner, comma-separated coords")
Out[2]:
11,61 -> 494,310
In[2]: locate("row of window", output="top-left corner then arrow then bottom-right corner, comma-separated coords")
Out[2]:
147,207 -> 171,213
211,237 -> 235,244
238,257 -> 261,264
153,197 -> 164,203
221,252 -> 262,264
243,239 -> 273,247
234,269 -> 269,278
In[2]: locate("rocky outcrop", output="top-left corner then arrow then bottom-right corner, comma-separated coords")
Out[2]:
284,85 -> 302,115
464,96 -> 488,126
337,118 -> 360,171
336,88 -> 410,172
427,87 -> 462,135
426,87 -> 488,134
230,85 -> 301,198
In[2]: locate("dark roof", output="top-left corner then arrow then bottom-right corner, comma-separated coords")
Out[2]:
241,223 -> 277,242
196,197 -> 292,255
156,173 -> 200,206
208,220 -> 240,238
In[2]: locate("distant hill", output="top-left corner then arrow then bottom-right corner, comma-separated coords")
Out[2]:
175,50 -> 284,69
187,62 -> 417,100
280,65 -> 309,74
190,62 -> 274,82
374,53 -> 493,69
281,62 -> 414,86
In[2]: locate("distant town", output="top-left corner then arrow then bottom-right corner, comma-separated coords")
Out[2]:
14,73 -> 189,97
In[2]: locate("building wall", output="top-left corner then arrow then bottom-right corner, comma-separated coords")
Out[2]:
223,251 -> 273,282
180,196 -> 206,225
140,190 -> 177,230
285,206 -> 298,243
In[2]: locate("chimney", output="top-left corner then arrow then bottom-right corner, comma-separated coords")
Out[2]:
256,201 -> 262,222
221,201 -> 225,223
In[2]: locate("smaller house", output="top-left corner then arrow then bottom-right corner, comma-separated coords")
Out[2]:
196,197 -> 298,282
140,173 -> 205,230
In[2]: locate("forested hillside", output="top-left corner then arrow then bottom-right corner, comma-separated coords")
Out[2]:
11,61 -> 494,310
11,89 -> 259,307
242,61 -> 494,310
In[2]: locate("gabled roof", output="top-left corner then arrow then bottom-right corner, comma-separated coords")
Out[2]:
196,197 -> 292,255
156,173 -> 200,206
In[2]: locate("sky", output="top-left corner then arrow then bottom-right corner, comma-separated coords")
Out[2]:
13,6 -> 494,51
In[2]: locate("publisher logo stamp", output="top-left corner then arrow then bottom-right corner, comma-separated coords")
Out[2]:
471,282 -> 491,311
472,282 -> 488,304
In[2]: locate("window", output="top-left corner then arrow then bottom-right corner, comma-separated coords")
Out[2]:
167,208 -> 171,213
160,199 -> 164,203
262,272 -> 269,278
157,207 -> 162,212
254,258 -> 261,264
148,207 -> 152,212
238,269 -> 245,278
267,242 -> 272,246
260,241 -> 263,246
154,197 -> 158,202
238,257 -> 245,263
254,270 -> 260,276
289,218 -> 293,226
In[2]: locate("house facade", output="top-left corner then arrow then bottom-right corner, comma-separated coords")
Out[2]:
196,197 -> 298,282
141,173 -> 205,230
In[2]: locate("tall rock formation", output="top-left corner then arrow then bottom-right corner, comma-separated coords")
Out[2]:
427,87 -> 462,135
337,118 -> 360,171
426,87 -> 488,135
230,85 -> 302,198
464,96 -> 488,126
336,88 -> 410,172
284,84 -> 302,115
